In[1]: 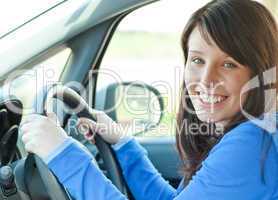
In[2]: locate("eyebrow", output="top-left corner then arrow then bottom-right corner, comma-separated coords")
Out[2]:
189,50 -> 234,60
189,50 -> 205,54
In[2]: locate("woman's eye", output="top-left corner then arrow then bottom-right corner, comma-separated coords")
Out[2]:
191,58 -> 204,65
223,62 -> 237,69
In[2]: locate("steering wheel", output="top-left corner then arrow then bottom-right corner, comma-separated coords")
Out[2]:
24,84 -> 128,199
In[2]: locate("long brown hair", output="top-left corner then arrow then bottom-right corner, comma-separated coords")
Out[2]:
176,0 -> 278,186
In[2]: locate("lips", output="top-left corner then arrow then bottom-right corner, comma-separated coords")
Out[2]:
192,91 -> 229,109
198,92 -> 228,103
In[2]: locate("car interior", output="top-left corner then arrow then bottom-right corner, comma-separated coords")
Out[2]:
0,0 -> 184,199
0,0 -> 277,199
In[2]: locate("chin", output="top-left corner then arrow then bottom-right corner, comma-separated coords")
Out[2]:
195,111 -> 227,124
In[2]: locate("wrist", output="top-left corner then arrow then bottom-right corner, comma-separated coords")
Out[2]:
42,136 -> 73,164
41,135 -> 70,158
112,136 -> 133,150
113,123 -> 133,144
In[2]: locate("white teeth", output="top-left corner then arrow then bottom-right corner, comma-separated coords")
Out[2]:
199,93 -> 226,104
217,97 -> 222,102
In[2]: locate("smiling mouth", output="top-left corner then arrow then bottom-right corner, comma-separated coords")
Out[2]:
196,92 -> 229,105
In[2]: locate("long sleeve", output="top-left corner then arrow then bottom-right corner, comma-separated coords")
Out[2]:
47,139 -> 127,200
173,121 -> 278,200
46,114 -> 278,200
113,118 -> 278,200
47,137 -> 178,200
113,138 -> 177,200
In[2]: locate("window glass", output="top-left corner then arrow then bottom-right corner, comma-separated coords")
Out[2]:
96,0 -> 212,138
0,0 -> 65,37
4,48 -> 71,115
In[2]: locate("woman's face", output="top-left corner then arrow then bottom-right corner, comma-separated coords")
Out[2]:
184,27 -> 252,127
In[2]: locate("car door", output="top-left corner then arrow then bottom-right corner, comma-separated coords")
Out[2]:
92,0 -> 207,188
0,0 -> 161,175
1,0 -> 209,194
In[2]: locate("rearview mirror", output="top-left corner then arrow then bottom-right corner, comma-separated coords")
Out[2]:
104,82 -> 164,135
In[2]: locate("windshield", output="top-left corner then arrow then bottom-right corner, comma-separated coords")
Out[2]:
0,0 -> 66,38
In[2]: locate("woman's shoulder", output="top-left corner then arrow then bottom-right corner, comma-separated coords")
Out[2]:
199,114 -> 278,190
207,112 -> 278,178
207,113 -> 278,170
217,112 -> 278,150
189,113 -> 278,199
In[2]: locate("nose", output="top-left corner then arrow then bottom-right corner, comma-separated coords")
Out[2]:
200,63 -> 219,87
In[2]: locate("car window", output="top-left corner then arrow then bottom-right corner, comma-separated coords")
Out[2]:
95,0 -> 212,138
0,0 -> 65,37
3,48 -> 71,115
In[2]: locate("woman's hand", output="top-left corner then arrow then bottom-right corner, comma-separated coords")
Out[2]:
20,113 -> 69,160
77,111 -> 130,145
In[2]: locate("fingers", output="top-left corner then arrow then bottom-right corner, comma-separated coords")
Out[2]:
20,115 -> 43,135
46,112 -> 61,126
20,113 -> 58,143
21,128 -> 38,154
78,117 -> 97,131
24,141 -> 36,154
21,114 -> 44,125
77,117 -> 97,141
90,109 -> 104,121
84,132 -> 96,142
21,113 -> 61,134
21,130 -> 33,143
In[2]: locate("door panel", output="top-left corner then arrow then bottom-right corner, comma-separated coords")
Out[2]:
138,137 -> 182,188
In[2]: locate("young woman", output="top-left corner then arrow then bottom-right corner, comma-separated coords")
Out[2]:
21,0 -> 278,199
